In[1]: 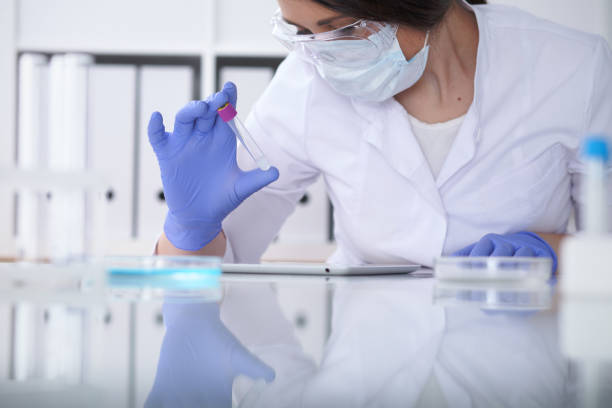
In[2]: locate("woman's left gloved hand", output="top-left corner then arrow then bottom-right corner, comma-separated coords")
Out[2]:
452,231 -> 557,272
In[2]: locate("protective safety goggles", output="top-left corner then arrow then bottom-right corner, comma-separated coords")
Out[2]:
270,8 -> 398,66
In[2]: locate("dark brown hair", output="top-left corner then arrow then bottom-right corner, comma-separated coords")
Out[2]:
312,0 -> 487,31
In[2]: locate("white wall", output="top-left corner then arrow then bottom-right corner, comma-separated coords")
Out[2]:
16,0 -> 284,56
16,0 -> 208,54
489,0 -> 612,43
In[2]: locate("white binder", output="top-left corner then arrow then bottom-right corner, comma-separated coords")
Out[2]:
16,53 -> 48,260
88,65 -> 137,249
47,54 -> 94,259
275,177 -> 330,245
137,65 -> 193,242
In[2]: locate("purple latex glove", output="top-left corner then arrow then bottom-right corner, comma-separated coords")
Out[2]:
147,82 -> 279,251
453,231 -> 557,273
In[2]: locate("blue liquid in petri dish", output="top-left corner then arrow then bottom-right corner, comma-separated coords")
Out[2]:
107,267 -> 221,290
108,267 -> 221,276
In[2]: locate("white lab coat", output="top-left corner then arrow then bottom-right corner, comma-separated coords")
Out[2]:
222,3 -> 612,267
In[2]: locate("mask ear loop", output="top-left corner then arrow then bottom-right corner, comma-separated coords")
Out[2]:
424,31 -> 430,48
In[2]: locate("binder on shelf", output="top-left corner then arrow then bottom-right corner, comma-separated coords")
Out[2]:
46,54 -> 95,259
275,178 -> 330,246
137,65 -> 194,241
16,53 -> 48,260
88,65 -> 137,249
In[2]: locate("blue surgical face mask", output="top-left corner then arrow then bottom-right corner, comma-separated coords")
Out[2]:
310,28 -> 430,102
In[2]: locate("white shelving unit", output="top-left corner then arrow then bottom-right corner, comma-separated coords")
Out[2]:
5,0 -> 341,259
14,0 -> 286,99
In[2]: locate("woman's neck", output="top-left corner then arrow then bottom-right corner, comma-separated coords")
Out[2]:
394,2 -> 479,123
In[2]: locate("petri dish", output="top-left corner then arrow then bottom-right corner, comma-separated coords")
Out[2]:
104,256 -> 222,302
434,256 -> 552,283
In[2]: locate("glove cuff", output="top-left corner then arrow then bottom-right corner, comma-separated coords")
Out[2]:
517,231 -> 558,273
163,212 -> 222,252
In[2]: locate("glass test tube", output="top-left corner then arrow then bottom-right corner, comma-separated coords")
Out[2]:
217,102 -> 271,171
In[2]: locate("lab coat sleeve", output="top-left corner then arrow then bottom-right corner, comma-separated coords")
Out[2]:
222,54 -> 321,263
223,234 -> 235,262
569,38 -> 612,231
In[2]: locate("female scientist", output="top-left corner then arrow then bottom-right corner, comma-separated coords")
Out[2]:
149,0 -> 612,268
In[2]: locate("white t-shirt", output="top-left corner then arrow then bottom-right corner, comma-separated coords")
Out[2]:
408,114 -> 466,180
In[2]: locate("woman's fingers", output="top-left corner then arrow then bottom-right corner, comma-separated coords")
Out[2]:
452,243 -> 476,257
469,236 -> 494,256
515,246 -> 536,257
490,241 -> 515,256
147,111 -> 167,149
234,167 -> 280,203
173,84 -> 237,138
221,81 -> 238,108
194,91 -> 230,135
173,100 -> 208,137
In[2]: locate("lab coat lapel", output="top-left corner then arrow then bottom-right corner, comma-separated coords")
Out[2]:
435,105 -> 481,189
362,100 -> 424,181
347,98 -> 448,265
354,98 -> 446,216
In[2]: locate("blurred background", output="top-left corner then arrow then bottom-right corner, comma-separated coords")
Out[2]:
0,0 -> 610,261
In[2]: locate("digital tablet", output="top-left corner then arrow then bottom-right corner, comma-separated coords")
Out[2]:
221,263 -> 420,276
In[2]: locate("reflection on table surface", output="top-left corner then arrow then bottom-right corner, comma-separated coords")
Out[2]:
0,264 -> 611,408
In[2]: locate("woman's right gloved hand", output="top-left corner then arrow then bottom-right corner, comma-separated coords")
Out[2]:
147,82 -> 279,251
